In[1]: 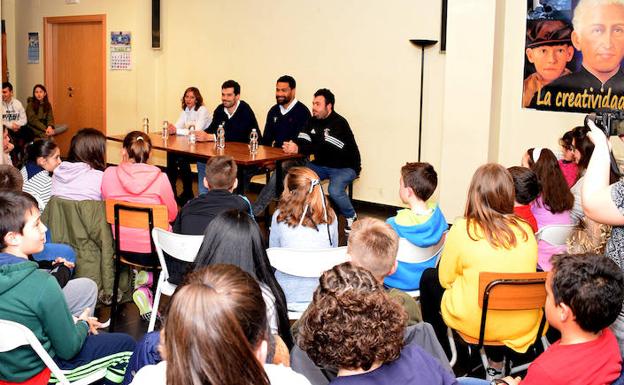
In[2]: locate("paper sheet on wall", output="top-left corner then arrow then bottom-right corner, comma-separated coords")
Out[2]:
110,31 -> 132,70
28,32 -> 39,64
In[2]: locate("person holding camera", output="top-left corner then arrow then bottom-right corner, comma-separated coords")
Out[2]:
582,117 -> 624,356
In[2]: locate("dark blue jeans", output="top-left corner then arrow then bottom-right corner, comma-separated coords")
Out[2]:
307,162 -> 357,218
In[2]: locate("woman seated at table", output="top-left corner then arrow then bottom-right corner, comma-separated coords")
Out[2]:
165,86 -> 212,203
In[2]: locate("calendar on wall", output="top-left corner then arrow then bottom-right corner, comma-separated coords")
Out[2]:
110,31 -> 132,70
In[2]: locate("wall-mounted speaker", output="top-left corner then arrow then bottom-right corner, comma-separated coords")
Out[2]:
152,0 -> 160,49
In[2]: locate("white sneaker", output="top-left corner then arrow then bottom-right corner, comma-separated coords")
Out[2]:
345,215 -> 357,234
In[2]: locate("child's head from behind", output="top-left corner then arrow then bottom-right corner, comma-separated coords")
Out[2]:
0,165 -> 23,191
278,166 -> 335,228
68,128 -> 106,171
507,166 -> 540,205
26,139 -> 61,172
399,162 -> 437,204
531,148 -> 574,214
298,262 -> 407,371
347,217 -> 398,281
465,163 -> 527,249
204,155 -> 237,191
122,131 -> 152,164
559,130 -> 575,162
0,191 -> 45,256
164,264 -> 269,385
548,253 -> 624,334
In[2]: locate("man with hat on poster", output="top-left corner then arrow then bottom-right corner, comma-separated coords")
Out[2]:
530,0 -> 624,112
522,20 -> 574,107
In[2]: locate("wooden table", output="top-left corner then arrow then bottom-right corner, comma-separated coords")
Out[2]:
107,133 -> 302,196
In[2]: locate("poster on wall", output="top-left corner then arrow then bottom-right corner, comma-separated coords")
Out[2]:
110,31 -> 132,70
523,0 -> 624,113
28,32 -> 39,64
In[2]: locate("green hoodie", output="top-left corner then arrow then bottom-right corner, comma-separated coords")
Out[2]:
0,253 -> 88,382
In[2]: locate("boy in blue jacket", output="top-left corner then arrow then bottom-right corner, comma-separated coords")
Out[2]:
385,162 -> 447,290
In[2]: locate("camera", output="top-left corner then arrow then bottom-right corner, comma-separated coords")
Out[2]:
585,109 -> 624,137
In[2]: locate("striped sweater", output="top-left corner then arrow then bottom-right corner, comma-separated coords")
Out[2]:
21,166 -> 52,212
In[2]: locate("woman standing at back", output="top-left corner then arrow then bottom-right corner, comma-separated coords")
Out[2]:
419,163 -> 538,379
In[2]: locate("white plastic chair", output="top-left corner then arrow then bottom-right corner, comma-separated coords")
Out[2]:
535,224 -> 575,246
148,228 -> 204,332
393,233 -> 446,297
0,319 -> 106,385
267,246 -> 349,319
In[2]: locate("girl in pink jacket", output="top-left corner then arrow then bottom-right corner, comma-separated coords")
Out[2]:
101,131 -> 178,318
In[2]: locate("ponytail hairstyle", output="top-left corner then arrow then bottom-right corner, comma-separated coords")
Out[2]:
164,264 -> 270,385
530,148 -> 574,213
464,163 -> 528,249
31,84 -> 51,114
277,167 -> 336,229
68,128 -> 106,171
122,131 -> 152,164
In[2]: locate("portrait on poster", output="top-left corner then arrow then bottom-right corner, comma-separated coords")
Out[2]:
523,0 -> 624,113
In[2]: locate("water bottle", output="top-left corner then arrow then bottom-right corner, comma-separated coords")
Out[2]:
188,124 -> 196,144
216,123 -> 225,149
249,128 -> 259,154
142,117 -> 149,133
161,120 -> 169,140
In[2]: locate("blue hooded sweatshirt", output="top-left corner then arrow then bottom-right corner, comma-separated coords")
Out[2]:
384,204 -> 448,290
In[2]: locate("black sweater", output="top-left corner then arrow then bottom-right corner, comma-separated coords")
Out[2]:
206,100 -> 260,143
261,101 -> 311,147
295,111 -> 361,174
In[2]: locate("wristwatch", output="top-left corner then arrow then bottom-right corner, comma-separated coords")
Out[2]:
490,379 -> 510,385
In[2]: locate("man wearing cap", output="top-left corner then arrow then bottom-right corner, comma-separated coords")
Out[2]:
522,20 -> 574,107
531,0 -> 624,111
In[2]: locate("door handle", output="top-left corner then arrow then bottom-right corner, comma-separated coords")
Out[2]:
67,86 -> 73,98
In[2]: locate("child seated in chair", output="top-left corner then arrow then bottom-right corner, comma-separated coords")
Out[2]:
169,155 -> 252,284
508,166 -> 540,233
500,253 -> 623,385
0,190 -> 135,384
385,162 -> 447,290
0,165 -> 97,317
101,131 -> 178,320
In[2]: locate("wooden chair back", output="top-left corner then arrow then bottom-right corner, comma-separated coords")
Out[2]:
105,199 -> 169,230
478,272 -> 548,310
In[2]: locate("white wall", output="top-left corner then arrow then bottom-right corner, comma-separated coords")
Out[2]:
3,0 -> 582,219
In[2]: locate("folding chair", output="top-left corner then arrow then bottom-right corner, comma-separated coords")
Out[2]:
0,319 -> 106,385
147,228 -> 204,332
104,199 -> 169,331
267,246 -> 349,319
448,271 -> 548,376
384,233 -> 447,297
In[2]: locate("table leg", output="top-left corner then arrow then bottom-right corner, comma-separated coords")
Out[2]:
275,160 -> 284,198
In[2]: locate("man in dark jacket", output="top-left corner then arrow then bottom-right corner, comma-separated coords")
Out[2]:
195,80 -> 260,195
283,88 -> 361,231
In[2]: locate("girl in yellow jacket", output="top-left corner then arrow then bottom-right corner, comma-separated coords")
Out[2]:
420,163 -> 539,378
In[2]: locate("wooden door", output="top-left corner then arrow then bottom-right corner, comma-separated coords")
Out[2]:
44,15 -> 106,156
